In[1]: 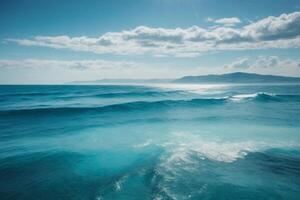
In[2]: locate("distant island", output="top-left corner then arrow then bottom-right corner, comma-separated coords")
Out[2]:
69,72 -> 300,84
174,72 -> 300,83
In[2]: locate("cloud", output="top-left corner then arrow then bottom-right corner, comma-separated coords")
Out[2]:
1,57 -> 300,84
244,12 -> 300,41
225,57 -> 250,69
206,17 -> 214,22
6,12 -> 300,57
0,59 -> 138,70
225,56 -> 300,75
209,17 -> 241,26
0,59 -> 221,83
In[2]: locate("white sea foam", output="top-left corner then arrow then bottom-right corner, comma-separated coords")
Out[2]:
229,92 -> 275,102
147,132 -> 298,199
114,175 -> 128,192
132,131 -> 297,165
159,132 -> 297,165
230,93 -> 259,101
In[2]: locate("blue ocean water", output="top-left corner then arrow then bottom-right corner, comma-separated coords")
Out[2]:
0,83 -> 300,200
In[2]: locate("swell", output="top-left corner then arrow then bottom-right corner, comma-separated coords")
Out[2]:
1,93 -> 299,116
0,98 -> 226,116
63,90 -> 182,99
230,93 -> 300,102
0,90 -> 183,100
0,91 -> 66,97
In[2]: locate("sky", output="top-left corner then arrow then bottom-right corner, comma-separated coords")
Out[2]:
0,0 -> 300,84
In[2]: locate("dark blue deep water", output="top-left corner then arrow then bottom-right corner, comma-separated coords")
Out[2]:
0,83 -> 300,200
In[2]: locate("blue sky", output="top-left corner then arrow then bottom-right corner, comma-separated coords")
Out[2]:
1,0 -> 300,83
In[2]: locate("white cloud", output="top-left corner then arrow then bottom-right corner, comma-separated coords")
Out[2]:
6,12 -> 300,57
244,12 -> 300,41
0,59 -> 219,84
211,17 -> 241,26
0,59 -> 138,70
206,17 -> 215,22
1,56 -> 300,84
225,57 -> 250,69
225,56 -> 300,76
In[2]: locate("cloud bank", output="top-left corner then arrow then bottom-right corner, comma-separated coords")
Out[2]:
0,59 -> 138,70
1,56 -> 299,74
226,56 -> 300,69
225,56 -> 300,76
1,56 -> 300,84
6,12 -> 300,57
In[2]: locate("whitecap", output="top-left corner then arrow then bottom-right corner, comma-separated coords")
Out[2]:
229,92 -> 275,102
159,132 -> 297,164
230,93 -> 258,101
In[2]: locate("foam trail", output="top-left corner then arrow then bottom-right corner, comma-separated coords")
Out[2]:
159,132 -> 299,163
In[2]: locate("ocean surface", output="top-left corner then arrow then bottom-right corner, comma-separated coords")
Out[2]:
0,83 -> 300,200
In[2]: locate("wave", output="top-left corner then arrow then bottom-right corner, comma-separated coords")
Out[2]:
64,90 -> 183,99
1,93 -> 299,116
0,90 -> 184,101
229,92 -> 300,102
0,98 -> 226,116
230,92 -> 278,101
0,91 -> 66,97
128,132 -> 300,200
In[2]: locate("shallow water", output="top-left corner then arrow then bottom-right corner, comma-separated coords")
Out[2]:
0,84 -> 300,200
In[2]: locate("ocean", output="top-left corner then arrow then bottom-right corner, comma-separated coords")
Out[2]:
0,83 -> 300,200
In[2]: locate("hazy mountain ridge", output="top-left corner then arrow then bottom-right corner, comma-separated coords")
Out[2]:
69,72 -> 300,84
174,72 -> 300,83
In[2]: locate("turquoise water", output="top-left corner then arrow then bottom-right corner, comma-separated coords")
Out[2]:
0,84 -> 300,200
